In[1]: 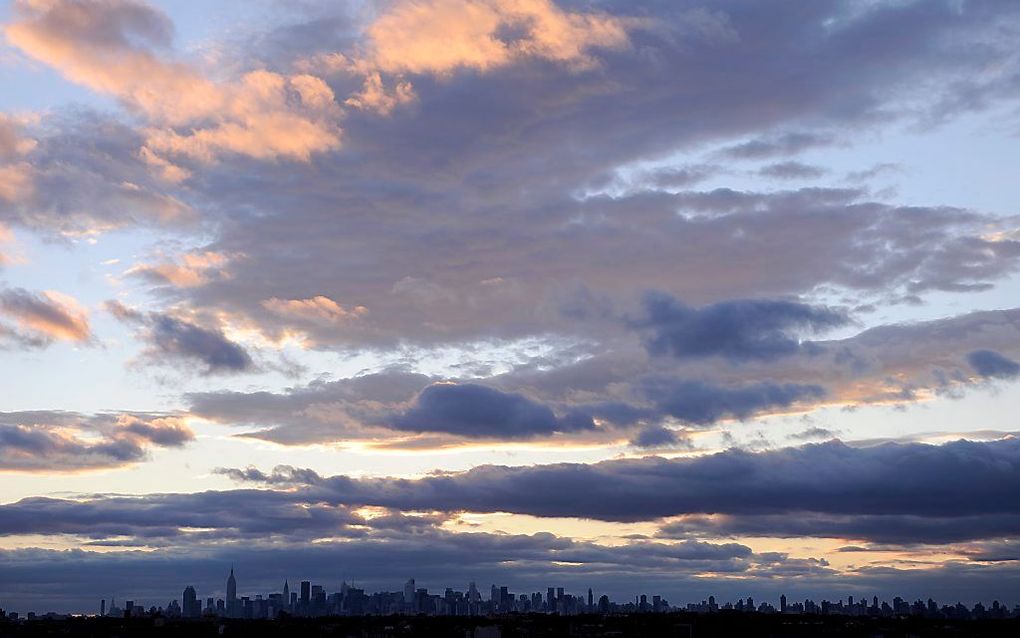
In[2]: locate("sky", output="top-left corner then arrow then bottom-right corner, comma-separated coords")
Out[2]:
1,0 -> 1020,615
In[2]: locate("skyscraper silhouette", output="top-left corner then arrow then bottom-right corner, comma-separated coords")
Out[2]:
226,567 -> 239,618
183,586 -> 199,618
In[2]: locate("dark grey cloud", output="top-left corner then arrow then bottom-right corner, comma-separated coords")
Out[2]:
182,306 -> 1020,446
787,426 -> 840,441
0,491 -> 364,541
392,383 -> 595,438
0,411 -> 192,472
967,350 -> 1020,380
719,132 -> 839,160
148,314 -> 252,372
106,300 -> 253,374
757,161 -> 828,180
844,162 -> 902,183
5,438 -> 1020,612
632,293 -> 849,362
638,164 -> 720,189
659,512 -> 1020,546
219,438 -> 1020,523
642,379 -> 826,425
630,425 -> 685,449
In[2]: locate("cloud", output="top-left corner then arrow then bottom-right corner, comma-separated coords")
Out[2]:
391,382 -> 595,438
0,411 -> 192,472
106,300 -> 253,374
0,113 -> 37,160
719,132 -> 839,160
0,223 -> 13,266
125,251 -> 233,288
642,379 -> 826,426
180,304 -> 1020,447
0,532 -> 830,615
9,538 -> 1020,615
844,162 -> 902,183
967,350 -> 1020,380
25,0 -> 1016,346
361,0 -> 634,76
216,438 -> 1020,523
0,114 -> 36,205
0,287 -> 91,345
629,425 -> 685,449
262,295 -> 367,327
5,0 -> 342,174
659,512 -> 1020,546
757,161 -> 828,180
632,293 -> 849,362
6,438 -> 1020,609
0,111 -> 193,234
787,426 -> 840,441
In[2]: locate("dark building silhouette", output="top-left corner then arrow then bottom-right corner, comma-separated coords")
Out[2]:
182,586 -> 199,619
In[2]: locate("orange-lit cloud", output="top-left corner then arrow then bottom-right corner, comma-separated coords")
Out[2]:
0,411 -> 193,472
262,295 -> 368,326
0,288 -> 91,343
297,0 -> 638,114
0,113 -> 36,202
5,0 -> 342,174
364,0 -> 633,76
126,251 -> 233,288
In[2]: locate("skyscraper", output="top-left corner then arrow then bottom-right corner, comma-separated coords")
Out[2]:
183,586 -> 199,618
301,581 -> 311,607
226,567 -> 239,618
283,580 -> 290,611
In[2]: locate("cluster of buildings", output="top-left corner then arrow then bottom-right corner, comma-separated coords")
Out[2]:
5,568 -> 1020,621
684,594 -> 1020,619
91,569 -> 667,620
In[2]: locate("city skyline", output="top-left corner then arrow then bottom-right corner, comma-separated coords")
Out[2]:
3,0 -> 1020,617
7,562 -> 1020,618
6,566 -> 1020,620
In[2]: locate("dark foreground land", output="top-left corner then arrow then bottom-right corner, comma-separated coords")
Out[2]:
4,614 -> 1020,638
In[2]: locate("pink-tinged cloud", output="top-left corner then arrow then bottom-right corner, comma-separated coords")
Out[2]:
0,411 -> 193,472
364,0 -> 634,75
0,114 -> 36,203
262,295 -> 368,326
0,288 -> 91,344
5,0 -> 342,171
126,251 -> 233,288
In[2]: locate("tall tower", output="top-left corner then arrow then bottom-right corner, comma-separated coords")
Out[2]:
227,567 -> 237,602
183,586 -> 199,618
283,580 -> 290,610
